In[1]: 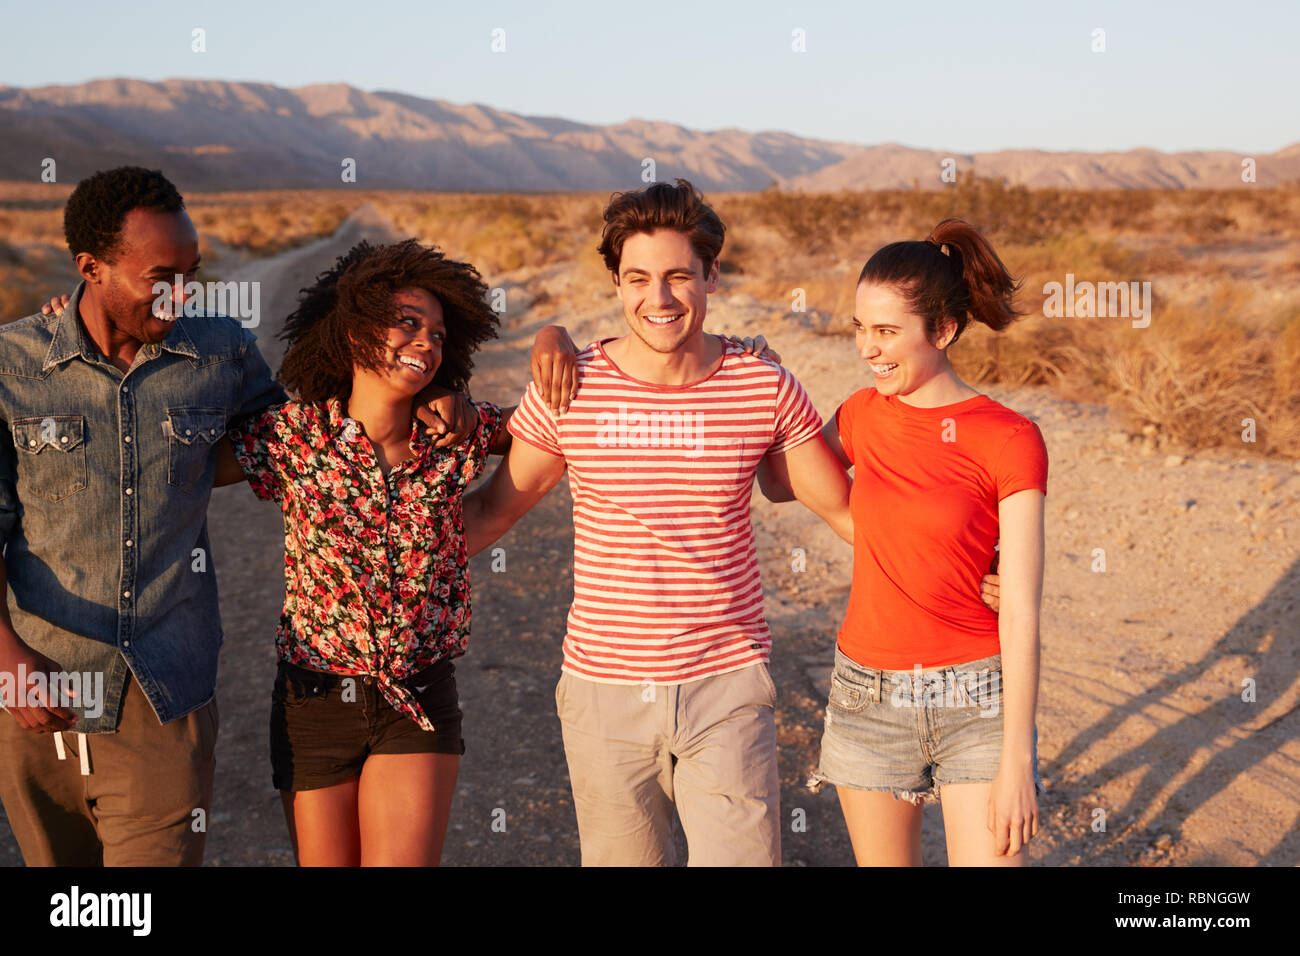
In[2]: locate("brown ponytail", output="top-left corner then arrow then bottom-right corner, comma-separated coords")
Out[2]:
858,218 -> 1023,347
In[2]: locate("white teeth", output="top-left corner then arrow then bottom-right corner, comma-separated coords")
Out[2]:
644,314 -> 682,325
397,354 -> 427,372
871,363 -> 898,376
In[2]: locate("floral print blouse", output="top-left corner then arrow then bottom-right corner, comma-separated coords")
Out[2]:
228,395 -> 504,730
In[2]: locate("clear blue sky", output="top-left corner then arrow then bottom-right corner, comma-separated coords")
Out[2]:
0,0 -> 1293,153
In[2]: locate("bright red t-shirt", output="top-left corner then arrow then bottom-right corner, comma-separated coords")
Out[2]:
836,387 -> 1048,670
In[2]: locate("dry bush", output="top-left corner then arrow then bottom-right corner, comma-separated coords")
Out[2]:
187,191 -> 352,255
949,302 -> 1300,457
372,193 -> 602,277
1091,313 -> 1285,453
949,314 -> 1086,391
0,243 -> 81,321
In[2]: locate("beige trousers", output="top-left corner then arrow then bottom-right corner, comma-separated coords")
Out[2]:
555,662 -> 781,866
0,671 -> 217,866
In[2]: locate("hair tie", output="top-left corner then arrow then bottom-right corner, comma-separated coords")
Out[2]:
926,234 -> 945,253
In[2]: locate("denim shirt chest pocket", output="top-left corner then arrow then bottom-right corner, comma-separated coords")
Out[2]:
12,416 -> 87,502
164,406 -> 227,494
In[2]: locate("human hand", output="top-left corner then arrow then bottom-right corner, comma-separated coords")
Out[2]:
987,766 -> 1039,856
40,294 -> 71,317
724,334 -> 782,365
0,634 -> 78,733
416,386 -> 477,448
531,325 -> 579,415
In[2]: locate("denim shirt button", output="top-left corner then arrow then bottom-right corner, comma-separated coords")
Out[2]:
122,640 -> 130,648
27,439 -> 35,447
123,590 -> 131,599
60,436 -> 68,444
125,539 -> 133,547
125,487 -> 133,495
124,435 -> 132,443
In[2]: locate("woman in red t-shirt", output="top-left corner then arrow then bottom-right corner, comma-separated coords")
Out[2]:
804,219 -> 1047,865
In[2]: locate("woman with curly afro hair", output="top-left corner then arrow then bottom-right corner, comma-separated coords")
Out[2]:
211,237 -> 522,866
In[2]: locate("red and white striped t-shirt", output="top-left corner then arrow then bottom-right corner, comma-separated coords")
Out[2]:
507,336 -> 823,685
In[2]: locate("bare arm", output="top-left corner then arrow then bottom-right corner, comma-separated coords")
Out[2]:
760,434 -> 853,544
988,488 -> 1045,857
757,419 -> 847,504
462,437 -> 567,557
213,435 -> 248,487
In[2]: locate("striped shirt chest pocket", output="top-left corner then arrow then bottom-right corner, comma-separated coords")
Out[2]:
688,436 -> 750,494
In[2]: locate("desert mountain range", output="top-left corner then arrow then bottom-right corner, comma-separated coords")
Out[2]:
1,78 -> 1295,192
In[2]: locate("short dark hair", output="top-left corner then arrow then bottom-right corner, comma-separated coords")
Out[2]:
277,239 -> 500,402
63,166 -> 185,262
596,178 -> 725,277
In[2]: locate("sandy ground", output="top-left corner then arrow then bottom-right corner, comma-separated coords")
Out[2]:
3,206 -> 1296,866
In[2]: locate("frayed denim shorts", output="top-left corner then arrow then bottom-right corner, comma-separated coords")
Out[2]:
806,647 -> 1043,805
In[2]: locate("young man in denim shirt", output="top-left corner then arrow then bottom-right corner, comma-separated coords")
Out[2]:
0,167 -> 286,865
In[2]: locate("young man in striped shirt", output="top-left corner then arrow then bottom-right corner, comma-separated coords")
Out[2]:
462,179 -> 851,866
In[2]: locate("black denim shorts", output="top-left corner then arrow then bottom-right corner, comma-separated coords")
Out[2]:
270,658 -> 465,792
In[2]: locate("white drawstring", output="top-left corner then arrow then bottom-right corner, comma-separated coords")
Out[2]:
53,731 -> 91,775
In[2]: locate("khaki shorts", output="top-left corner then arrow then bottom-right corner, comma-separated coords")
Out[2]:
555,662 -> 780,867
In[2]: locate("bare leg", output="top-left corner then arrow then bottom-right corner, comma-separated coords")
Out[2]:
835,786 -> 924,866
282,778 -> 362,866
939,782 -> 1027,867
357,752 -> 459,866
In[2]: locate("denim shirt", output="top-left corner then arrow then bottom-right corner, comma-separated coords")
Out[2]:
0,282 -> 286,732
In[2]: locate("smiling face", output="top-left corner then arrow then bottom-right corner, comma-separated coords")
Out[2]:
353,286 -> 445,398
614,228 -> 718,356
87,207 -> 200,345
852,281 -> 956,396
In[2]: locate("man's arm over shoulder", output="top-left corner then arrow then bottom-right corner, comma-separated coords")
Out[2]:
461,378 -> 568,556
761,432 -> 853,543
756,365 -> 850,529
758,417 -> 849,503
462,436 -> 566,557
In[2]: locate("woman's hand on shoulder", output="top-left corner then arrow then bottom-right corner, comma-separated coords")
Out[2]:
40,293 -> 72,317
531,325 -> 579,415
723,333 -> 782,365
